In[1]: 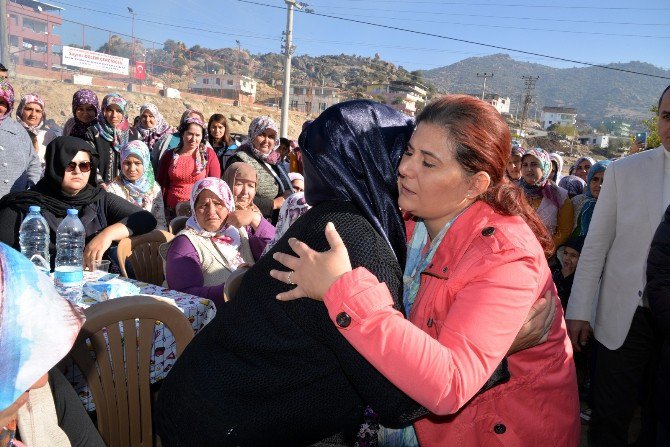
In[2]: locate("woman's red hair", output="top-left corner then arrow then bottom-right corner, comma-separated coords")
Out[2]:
416,94 -> 554,257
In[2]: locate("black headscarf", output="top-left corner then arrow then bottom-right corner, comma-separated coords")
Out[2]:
298,100 -> 414,265
0,136 -> 105,217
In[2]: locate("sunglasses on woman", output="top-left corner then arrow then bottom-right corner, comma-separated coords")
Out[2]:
65,161 -> 92,173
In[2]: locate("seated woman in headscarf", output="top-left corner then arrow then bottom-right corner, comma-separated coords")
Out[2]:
0,243 -> 105,447
520,147 -> 574,248
288,171 -> 304,193
223,162 -> 275,260
107,140 -> 167,231
152,109 -> 205,174
15,93 -> 58,167
0,136 -> 157,270
157,117 -> 221,222
62,88 -> 99,140
549,152 -> 564,183
85,93 -> 131,184
571,156 -> 595,182
571,159 -> 612,237
225,116 -> 293,223
154,101 -> 427,446
163,177 -> 254,304
131,103 -> 174,153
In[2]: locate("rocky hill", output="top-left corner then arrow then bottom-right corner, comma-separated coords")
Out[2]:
420,54 -> 668,125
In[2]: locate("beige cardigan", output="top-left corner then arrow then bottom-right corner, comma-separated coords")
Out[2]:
17,383 -> 70,447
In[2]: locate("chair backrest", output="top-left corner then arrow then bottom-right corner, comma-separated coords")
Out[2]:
67,295 -> 194,447
168,216 -> 188,235
117,230 -> 174,285
223,268 -> 247,302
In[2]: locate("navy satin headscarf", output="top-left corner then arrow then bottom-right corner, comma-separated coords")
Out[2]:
298,100 -> 414,266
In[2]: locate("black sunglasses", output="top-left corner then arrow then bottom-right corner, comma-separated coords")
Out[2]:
65,161 -> 92,173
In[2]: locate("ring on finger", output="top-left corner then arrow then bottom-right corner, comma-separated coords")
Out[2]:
287,270 -> 294,285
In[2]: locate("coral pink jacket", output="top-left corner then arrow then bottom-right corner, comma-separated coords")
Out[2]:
323,201 -> 580,446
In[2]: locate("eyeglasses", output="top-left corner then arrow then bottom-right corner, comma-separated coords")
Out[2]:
65,161 -> 92,173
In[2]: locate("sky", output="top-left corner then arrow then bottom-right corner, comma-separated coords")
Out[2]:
52,0 -> 669,73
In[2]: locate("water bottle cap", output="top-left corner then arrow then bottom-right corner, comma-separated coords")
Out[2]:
66,209 -> 79,216
29,205 -> 41,213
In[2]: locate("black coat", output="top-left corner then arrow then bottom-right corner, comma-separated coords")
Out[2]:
646,203 -> 670,428
154,201 -> 425,446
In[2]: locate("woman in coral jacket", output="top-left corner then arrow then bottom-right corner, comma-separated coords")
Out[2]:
272,95 -> 580,446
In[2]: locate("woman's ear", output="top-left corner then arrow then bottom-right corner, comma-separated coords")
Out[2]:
468,171 -> 491,198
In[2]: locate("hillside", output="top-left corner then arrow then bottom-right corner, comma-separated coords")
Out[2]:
420,54 -> 668,125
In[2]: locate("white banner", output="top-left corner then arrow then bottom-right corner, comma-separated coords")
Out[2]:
62,46 -> 129,75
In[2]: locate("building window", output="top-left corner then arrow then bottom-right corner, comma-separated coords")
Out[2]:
22,18 -> 47,34
216,78 -> 221,85
9,14 -> 18,26
227,79 -> 234,86
203,78 -> 209,85
319,103 -> 327,112
9,35 -> 19,47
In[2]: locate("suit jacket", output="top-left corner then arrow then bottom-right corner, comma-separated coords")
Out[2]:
566,146 -> 667,349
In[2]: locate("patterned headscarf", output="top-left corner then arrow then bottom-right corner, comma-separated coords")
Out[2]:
136,103 -> 173,150
185,177 -> 243,268
118,140 -> 156,207
175,117 -> 209,173
0,80 -> 15,122
261,192 -> 311,256
16,93 -> 46,134
558,175 -> 586,198
0,242 -> 85,411
63,89 -> 99,139
245,115 -> 281,165
549,152 -> 564,183
94,93 -> 130,151
288,172 -> 304,183
571,156 -> 596,177
519,147 -> 562,208
511,145 -> 525,158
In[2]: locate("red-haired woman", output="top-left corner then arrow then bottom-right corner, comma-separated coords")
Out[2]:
272,95 -> 580,446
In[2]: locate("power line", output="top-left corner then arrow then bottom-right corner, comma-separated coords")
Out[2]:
235,0 -> 670,80
313,0 -> 670,11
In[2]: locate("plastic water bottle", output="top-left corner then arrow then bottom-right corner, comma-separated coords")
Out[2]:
19,205 -> 51,272
54,209 -> 85,302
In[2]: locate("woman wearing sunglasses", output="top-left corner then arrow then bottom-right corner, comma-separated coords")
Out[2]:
0,136 -> 157,270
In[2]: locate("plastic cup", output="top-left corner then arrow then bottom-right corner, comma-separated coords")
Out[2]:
93,260 -> 111,272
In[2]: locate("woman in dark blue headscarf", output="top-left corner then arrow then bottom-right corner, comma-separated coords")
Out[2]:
155,100 -> 425,446
572,159 -> 612,237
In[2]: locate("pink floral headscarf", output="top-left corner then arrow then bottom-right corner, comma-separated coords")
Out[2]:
0,80 -> 15,122
16,93 -> 46,133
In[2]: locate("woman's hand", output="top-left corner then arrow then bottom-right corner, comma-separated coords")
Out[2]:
270,222 -> 353,301
273,196 -> 285,210
227,210 -> 262,229
83,232 -> 113,270
507,291 -> 557,355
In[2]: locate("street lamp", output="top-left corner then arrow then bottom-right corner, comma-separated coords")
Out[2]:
127,6 -> 137,83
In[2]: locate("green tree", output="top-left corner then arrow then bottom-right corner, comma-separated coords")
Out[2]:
642,105 -> 661,149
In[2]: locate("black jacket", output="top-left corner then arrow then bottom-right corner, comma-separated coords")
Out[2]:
0,192 -> 156,268
154,201 -> 425,446
646,203 -> 670,428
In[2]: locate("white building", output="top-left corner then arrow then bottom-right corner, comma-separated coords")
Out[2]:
578,134 -> 610,148
191,73 -> 257,103
366,80 -> 428,116
541,106 -> 577,129
484,94 -> 511,115
289,85 -> 342,115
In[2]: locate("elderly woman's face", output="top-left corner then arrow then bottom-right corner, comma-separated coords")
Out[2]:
75,104 -> 97,124
521,155 -> 543,184
184,124 -> 203,150
61,150 -> 91,196
232,177 -> 256,208
253,128 -> 277,154
195,189 -> 229,232
103,104 -> 123,127
589,171 -> 604,199
21,103 -> 43,127
397,122 -> 472,228
141,109 -> 156,129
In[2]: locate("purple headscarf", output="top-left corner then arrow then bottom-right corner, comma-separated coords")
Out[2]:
63,89 -> 99,138
0,80 -> 15,122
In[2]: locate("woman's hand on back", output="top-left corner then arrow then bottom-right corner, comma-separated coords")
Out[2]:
271,222 -> 353,301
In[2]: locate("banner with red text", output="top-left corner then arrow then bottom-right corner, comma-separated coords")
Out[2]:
62,46 -> 129,75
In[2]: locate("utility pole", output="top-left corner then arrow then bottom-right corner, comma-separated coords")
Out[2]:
520,76 -> 539,135
127,7 -> 137,84
476,72 -> 493,100
280,0 -> 302,138
0,0 -> 9,74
